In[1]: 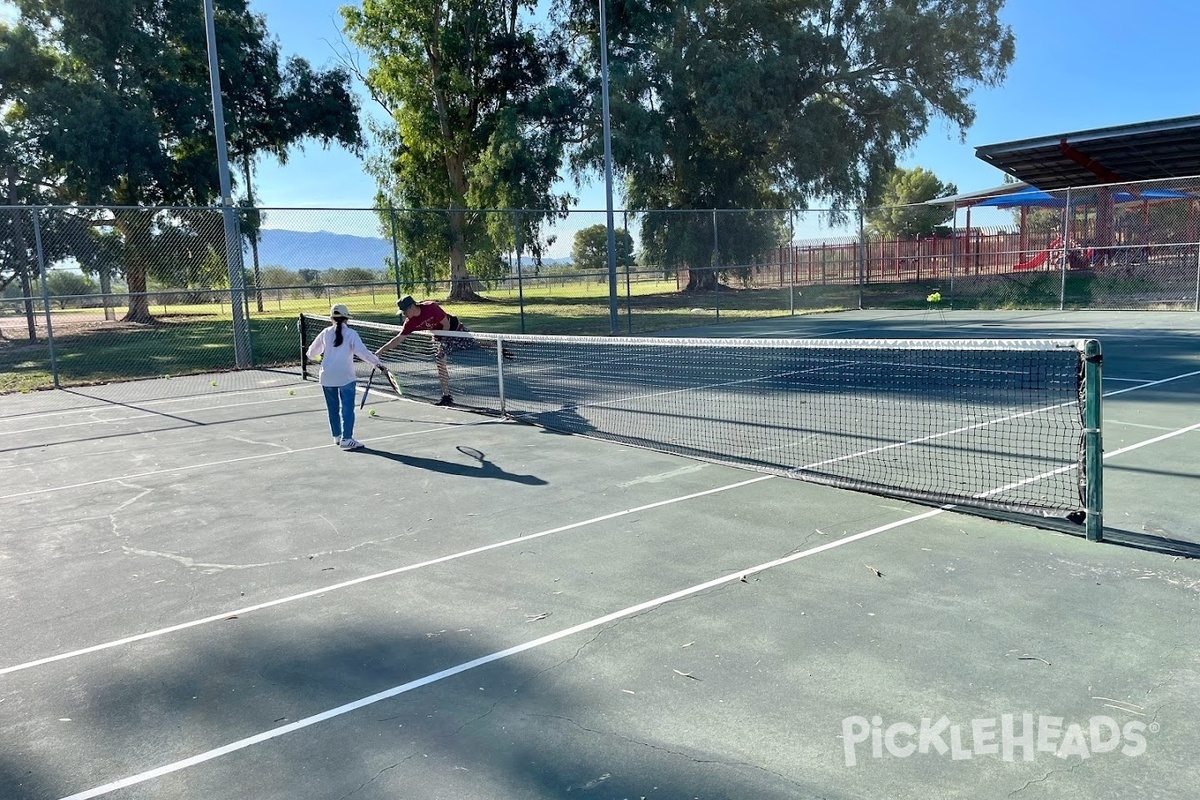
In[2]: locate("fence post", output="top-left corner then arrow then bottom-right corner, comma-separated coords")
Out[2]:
712,208 -> 720,320
857,207 -> 865,309
1193,226 -> 1200,312
389,202 -> 401,300
1059,188 -> 1071,311
950,203 -> 960,307
788,210 -> 795,315
623,209 -> 632,333
949,203 -> 958,307
31,208 -> 60,389
298,313 -> 309,380
514,209 -> 526,334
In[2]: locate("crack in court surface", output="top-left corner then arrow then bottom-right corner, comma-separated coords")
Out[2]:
120,546 -> 282,574
120,529 -> 419,575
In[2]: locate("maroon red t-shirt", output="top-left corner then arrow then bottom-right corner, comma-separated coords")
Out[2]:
400,302 -> 449,335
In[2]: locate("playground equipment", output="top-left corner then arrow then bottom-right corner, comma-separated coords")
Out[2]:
1013,239 -> 1059,270
1014,237 -> 1094,271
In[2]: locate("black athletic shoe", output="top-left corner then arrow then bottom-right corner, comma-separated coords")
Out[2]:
435,395 -> 455,406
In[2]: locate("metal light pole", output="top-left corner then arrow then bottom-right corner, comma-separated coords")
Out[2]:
599,0 -> 619,335
204,0 -> 252,367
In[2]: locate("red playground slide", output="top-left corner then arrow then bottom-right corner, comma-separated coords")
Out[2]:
1014,238 -> 1062,271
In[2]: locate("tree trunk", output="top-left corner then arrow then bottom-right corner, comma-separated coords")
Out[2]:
443,154 -> 482,302
114,210 -> 156,323
243,156 -> 264,312
7,167 -> 37,342
685,232 -> 719,291
445,206 -> 482,301
18,254 -> 36,342
100,268 -> 115,321
685,268 -> 719,291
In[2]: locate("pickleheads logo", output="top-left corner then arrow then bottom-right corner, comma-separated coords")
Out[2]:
841,714 -> 1155,767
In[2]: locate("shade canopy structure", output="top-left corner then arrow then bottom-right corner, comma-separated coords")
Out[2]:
975,115 -> 1200,190
973,188 -> 1065,209
973,187 -> 1195,209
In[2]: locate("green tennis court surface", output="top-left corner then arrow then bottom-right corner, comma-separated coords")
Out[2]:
1,309 -> 1197,799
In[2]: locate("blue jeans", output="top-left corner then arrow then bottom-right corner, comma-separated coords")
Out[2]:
322,382 -> 357,441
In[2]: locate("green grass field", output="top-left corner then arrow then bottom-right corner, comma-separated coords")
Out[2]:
1,279 -> 849,393
14,267 -> 1175,394
12,265 -> 1182,394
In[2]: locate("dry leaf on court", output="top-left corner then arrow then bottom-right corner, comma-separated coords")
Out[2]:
672,669 -> 701,680
866,565 -> 884,578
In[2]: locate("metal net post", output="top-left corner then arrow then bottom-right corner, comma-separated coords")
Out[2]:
1083,339 -> 1104,541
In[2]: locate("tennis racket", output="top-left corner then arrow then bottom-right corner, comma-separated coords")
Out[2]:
359,367 -> 376,409
381,366 -> 403,397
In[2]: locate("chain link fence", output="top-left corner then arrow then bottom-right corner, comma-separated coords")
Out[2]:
3,176 -> 1199,392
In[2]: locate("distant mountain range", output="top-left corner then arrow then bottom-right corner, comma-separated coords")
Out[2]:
256,229 -> 572,272
257,229 -> 395,271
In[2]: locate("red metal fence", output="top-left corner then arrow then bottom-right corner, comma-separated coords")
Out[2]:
745,229 -> 1070,287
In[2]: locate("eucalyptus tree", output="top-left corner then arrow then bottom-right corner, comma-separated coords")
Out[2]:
562,0 -> 1015,289
1,0 -> 362,321
342,0 -> 579,299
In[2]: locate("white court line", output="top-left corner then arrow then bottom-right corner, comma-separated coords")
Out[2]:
0,421 -> 491,501
0,475 -> 773,677
1103,421 -> 1200,457
738,326 -> 868,337
0,394 -> 322,437
56,504 -> 944,800
1106,420 -> 1180,433
0,381 -> 314,424
1102,368 -> 1200,397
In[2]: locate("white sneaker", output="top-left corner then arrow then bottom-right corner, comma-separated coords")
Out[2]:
339,438 -> 363,450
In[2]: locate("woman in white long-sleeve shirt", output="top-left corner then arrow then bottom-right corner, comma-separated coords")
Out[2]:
305,304 -> 387,450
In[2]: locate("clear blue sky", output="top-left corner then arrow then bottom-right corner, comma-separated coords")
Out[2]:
247,0 -> 1200,218
4,1 -> 1197,225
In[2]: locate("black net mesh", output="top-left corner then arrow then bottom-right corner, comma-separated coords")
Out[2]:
301,314 -> 1090,520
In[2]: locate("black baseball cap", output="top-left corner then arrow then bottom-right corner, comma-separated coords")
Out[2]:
397,296 -> 416,314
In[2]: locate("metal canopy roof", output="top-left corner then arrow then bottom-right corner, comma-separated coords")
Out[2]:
921,181 -> 1031,206
975,115 -> 1200,190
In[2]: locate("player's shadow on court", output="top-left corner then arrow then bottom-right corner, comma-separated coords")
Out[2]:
358,447 -> 548,486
